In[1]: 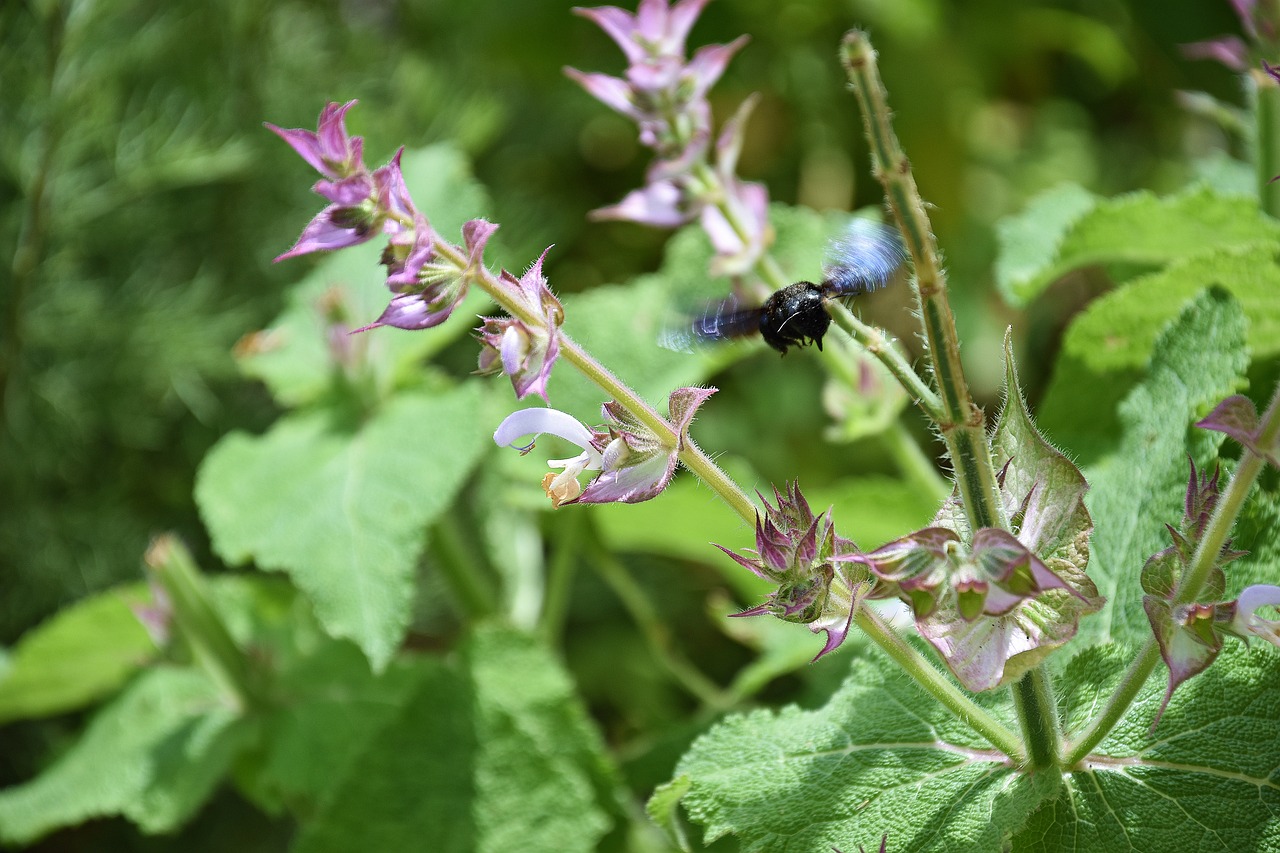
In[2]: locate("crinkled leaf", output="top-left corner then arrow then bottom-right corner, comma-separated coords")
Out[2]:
293,625 -> 621,853
0,668 -> 253,845
663,657 -> 1060,851
196,385 -> 490,670
241,144 -> 493,408
1012,644 -> 1280,852
996,185 -> 1280,306
0,583 -> 155,724
1039,244 -> 1280,460
1080,288 -> 1248,648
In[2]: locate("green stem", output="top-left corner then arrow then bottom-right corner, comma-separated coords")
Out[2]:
539,511 -> 583,645
1012,670 -> 1060,769
1176,383 -> 1280,606
844,29 -> 1061,762
841,30 -> 1005,534
856,608 -> 1024,761
825,301 -> 944,420
144,535 -> 260,712
586,526 -> 731,709
1062,641 -> 1159,767
1252,67 -> 1280,219
1064,381 -> 1280,766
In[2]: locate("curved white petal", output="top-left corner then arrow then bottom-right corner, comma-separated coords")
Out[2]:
493,408 -> 603,468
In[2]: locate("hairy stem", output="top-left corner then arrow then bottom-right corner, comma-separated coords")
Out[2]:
145,535 -> 261,712
1012,669 -> 1061,769
826,301 -> 944,420
841,31 -> 1005,533
843,28 -> 1060,761
439,241 -> 762,527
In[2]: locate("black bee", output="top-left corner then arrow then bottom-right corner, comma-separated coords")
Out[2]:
673,218 -> 905,355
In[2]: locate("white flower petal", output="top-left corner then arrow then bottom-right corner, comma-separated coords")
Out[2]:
493,408 -> 604,468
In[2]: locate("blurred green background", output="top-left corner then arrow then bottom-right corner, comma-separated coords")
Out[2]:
0,0 -> 1250,846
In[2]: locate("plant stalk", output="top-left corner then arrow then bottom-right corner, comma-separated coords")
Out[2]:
841,30 -> 1005,534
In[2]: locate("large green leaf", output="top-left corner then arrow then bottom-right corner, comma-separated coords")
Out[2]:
0,583 -> 155,724
1079,289 -> 1247,648
1012,645 -> 1280,852
655,654 -> 1059,852
996,185 -> 1280,306
1038,245 -> 1280,461
0,668 -> 253,845
293,625 -> 622,853
196,385 -> 491,669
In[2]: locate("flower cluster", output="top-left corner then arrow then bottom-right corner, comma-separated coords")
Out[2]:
718,483 -> 871,659
268,101 -> 498,334
567,0 -> 770,275
493,387 -> 714,506
1141,456 -> 1280,723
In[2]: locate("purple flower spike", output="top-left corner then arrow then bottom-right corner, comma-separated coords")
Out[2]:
575,388 -> 710,504
494,388 -> 709,507
716,481 -> 871,659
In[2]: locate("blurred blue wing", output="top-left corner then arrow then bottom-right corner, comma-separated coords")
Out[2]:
659,295 -> 763,353
821,218 -> 905,297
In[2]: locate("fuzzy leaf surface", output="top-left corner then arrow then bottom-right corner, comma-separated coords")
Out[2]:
293,625 -> 620,853
1039,246 -> 1280,460
665,656 -> 1059,852
0,668 -> 252,845
1012,645 -> 1280,852
1079,289 -> 1247,647
196,385 -> 489,670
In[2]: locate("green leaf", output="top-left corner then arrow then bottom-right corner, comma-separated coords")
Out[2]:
996,185 -> 1280,306
1038,245 -> 1280,460
293,625 -> 621,853
243,646 -> 425,815
663,657 -> 1060,852
1079,288 -> 1248,648
995,183 -> 1099,305
1012,644 -> 1280,852
1058,245 -> 1280,375
648,775 -> 694,852
239,144 -> 493,409
0,667 -> 253,845
196,385 -> 491,670
0,583 -> 156,724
